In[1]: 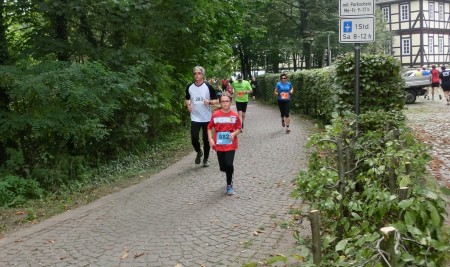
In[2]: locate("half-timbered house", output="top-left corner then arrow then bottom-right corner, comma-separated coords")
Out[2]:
376,0 -> 450,67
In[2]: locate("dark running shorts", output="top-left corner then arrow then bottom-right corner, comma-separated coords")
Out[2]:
431,82 -> 440,88
235,101 -> 248,112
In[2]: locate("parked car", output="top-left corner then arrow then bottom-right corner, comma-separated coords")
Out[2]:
403,70 -> 431,104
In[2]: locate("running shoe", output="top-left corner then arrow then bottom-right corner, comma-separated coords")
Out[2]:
286,128 -> 291,134
282,120 -> 285,127
202,160 -> 209,167
226,185 -> 235,195
439,95 -> 442,100
195,150 -> 203,164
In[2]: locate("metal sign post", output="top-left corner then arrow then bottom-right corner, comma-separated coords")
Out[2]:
339,0 -> 375,117
354,43 -> 361,116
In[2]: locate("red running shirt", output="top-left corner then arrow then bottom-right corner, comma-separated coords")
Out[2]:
208,109 -> 241,151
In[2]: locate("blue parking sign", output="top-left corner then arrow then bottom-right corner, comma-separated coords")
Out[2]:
343,21 -> 352,33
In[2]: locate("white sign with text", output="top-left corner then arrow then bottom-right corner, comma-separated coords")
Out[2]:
339,16 -> 375,43
340,0 -> 375,16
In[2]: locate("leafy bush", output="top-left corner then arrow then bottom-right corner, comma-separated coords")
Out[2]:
292,111 -> 449,266
257,54 -> 405,124
0,175 -> 43,207
0,60 -> 182,191
333,53 -> 405,114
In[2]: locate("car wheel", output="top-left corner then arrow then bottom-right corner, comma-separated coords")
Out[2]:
405,89 -> 416,104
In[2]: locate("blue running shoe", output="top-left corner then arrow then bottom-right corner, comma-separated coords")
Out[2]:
226,185 -> 235,195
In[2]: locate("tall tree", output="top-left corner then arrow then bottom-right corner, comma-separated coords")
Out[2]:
0,0 -> 8,64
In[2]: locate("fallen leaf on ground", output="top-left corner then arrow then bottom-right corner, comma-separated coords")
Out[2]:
120,247 -> 129,260
134,252 -> 144,258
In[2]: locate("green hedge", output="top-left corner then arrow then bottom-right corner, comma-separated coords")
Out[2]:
256,53 -> 405,123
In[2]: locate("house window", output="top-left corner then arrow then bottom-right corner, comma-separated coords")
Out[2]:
428,37 -> 434,54
439,4 -> 444,21
402,38 -> 411,55
400,4 -> 409,21
385,40 -> 392,55
382,7 -> 390,23
429,2 -> 435,20
438,38 -> 444,54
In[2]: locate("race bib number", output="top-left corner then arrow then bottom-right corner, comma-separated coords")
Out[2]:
280,92 -> 289,100
237,91 -> 245,97
216,132 -> 232,145
194,96 -> 205,104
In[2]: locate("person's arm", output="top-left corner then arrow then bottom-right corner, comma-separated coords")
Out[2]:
206,83 -> 219,105
246,82 -> 253,94
231,114 -> 242,140
207,128 -> 215,147
290,84 -> 294,95
274,84 -> 279,95
229,129 -> 241,140
185,86 -> 192,112
185,99 -> 192,112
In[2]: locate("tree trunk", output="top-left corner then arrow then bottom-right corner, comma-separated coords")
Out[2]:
0,0 -> 9,64
50,2 -> 70,61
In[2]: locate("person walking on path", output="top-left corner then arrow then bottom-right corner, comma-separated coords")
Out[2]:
207,92 -> 242,195
430,65 -> 443,101
250,76 -> 258,102
185,66 -> 219,167
231,73 -> 252,131
439,65 -> 450,105
274,73 -> 294,134
421,66 -> 432,100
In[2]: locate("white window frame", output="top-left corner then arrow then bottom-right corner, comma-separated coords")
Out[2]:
429,2 -> 435,20
439,4 -> 444,21
385,40 -> 392,55
402,38 -> 411,55
400,4 -> 409,21
438,37 -> 444,54
448,36 -> 450,54
428,37 -> 434,54
382,7 -> 390,23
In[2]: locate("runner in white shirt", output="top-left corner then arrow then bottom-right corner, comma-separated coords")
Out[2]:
185,66 -> 219,167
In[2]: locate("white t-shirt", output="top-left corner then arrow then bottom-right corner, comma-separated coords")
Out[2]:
185,82 -> 217,122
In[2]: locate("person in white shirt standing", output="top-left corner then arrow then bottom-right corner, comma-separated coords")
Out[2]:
185,66 -> 219,167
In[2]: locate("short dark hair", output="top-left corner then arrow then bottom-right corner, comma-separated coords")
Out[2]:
280,74 -> 287,79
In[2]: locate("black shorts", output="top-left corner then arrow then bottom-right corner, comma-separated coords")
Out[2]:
431,82 -> 440,88
278,100 -> 290,117
442,85 -> 450,91
235,101 -> 248,112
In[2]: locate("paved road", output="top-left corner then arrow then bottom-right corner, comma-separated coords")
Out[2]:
0,102 -> 313,267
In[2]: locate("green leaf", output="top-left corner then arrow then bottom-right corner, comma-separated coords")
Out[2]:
351,212 -> 361,220
422,190 -> 439,200
427,203 -> 441,227
400,252 -> 415,262
347,226 -> 361,236
266,255 -> 287,264
335,238 -> 349,252
404,211 -> 416,225
323,235 -> 336,249
398,199 -> 413,209
406,225 -> 423,236
399,176 -> 411,187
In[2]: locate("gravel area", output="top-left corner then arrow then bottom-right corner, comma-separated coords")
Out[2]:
404,96 -> 450,189
404,95 -> 450,227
